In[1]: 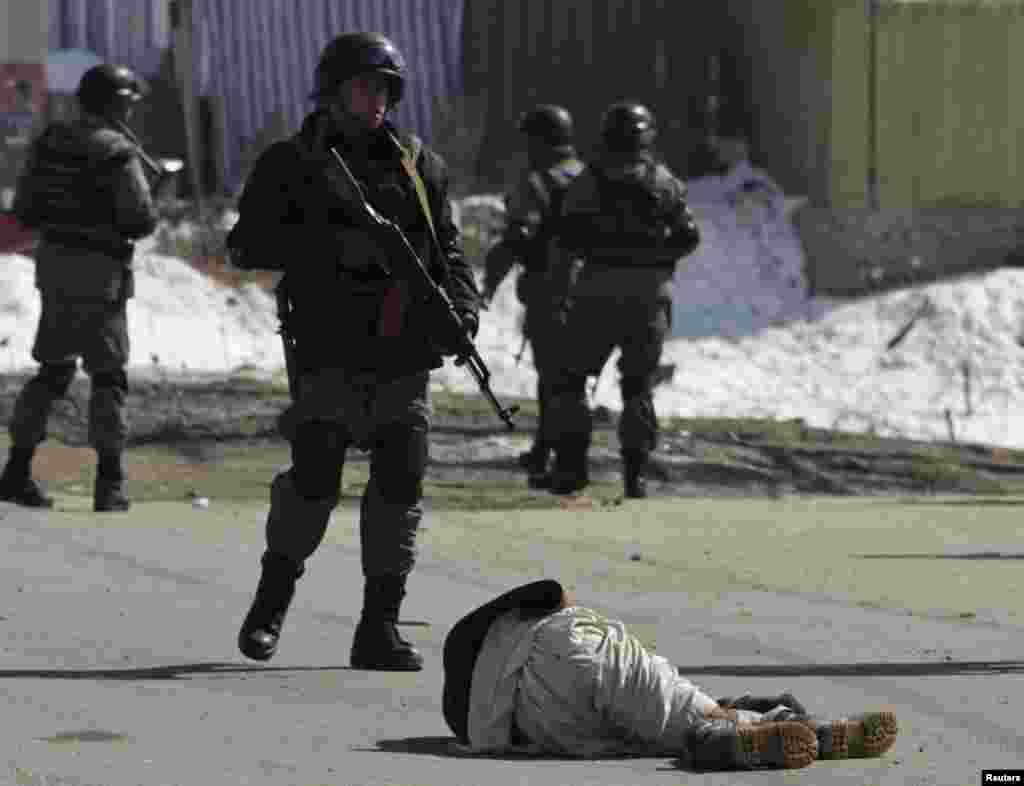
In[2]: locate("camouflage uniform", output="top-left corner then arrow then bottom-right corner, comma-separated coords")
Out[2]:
0,110 -> 156,509
228,96 -> 478,667
483,152 -> 584,484
548,147 -> 699,497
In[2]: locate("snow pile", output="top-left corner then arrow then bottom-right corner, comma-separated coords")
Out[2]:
4,162 -> 1024,448
651,274 -> 1024,447
0,245 -> 283,376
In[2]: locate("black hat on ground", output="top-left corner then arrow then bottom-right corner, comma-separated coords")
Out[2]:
441,579 -> 568,744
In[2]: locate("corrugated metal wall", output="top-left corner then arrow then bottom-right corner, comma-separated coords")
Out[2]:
196,0 -> 464,193
47,0 -> 464,194
48,0 -> 171,79
463,0 -> 719,191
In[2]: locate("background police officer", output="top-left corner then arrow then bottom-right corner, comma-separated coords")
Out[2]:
227,32 -> 480,671
0,64 -> 158,512
482,105 -> 583,488
547,102 -> 700,498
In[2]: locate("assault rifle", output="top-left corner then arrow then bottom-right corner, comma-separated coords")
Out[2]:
110,119 -> 183,191
328,146 -> 518,431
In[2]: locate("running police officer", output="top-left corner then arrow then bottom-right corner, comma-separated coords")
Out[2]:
547,102 -> 700,498
482,105 -> 583,488
227,33 -> 480,671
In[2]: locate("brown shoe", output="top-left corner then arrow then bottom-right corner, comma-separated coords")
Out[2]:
801,711 -> 899,759
689,719 -> 817,770
736,721 -> 818,769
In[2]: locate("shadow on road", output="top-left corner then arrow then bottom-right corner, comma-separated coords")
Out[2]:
880,498 -> 1024,506
362,737 -> 499,758
853,551 -> 1024,560
4,658 -> 1023,683
365,737 -> 694,766
675,660 -> 1024,677
0,661 -> 360,680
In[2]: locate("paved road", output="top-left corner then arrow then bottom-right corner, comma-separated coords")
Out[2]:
0,495 -> 1021,785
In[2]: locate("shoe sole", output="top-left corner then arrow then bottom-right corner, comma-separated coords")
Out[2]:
549,481 -> 589,496
0,494 -> 54,509
735,721 -> 818,769
816,712 -> 898,759
237,635 -> 276,662
238,644 -> 275,661
349,658 -> 423,671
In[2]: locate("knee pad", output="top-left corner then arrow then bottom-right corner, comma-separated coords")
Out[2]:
91,368 -> 128,393
291,421 -> 347,500
371,424 -> 428,505
37,362 -> 77,398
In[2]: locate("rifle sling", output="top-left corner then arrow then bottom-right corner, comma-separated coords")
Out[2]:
388,131 -> 443,261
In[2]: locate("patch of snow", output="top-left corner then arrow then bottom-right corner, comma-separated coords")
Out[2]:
4,162 -> 1024,449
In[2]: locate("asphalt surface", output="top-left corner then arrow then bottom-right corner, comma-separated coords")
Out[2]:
0,494 -> 1021,786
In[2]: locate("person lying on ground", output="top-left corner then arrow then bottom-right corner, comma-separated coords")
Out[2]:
442,579 -> 898,771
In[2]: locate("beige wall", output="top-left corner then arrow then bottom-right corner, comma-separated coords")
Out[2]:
0,0 -> 48,63
873,1 -> 1024,208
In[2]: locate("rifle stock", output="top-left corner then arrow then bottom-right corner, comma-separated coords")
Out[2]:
328,146 -> 518,431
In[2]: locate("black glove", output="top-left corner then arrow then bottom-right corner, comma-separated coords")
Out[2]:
716,692 -> 808,716
433,310 -> 478,357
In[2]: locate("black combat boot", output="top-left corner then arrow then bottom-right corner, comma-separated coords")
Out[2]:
549,435 -> 590,495
0,446 -> 53,509
684,718 -> 817,771
350,575 -> 424,671
237,551 -> 304,661
622,450 -> 648,499
93,453 -> 130,512
518,442 -> 552,489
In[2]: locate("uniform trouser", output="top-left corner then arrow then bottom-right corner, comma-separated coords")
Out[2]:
512,607 -> 717,757
521,278 -> 562,454
264,369 -> 430,578
545,288 -> 670,457
9,293 -> 129,455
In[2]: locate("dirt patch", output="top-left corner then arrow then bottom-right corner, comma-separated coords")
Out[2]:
3,372 -> 1024,503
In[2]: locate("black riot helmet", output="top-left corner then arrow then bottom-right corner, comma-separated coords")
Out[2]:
600,102 -> 657,152
517,104 -> 574,148
76,64 -> 148,115
310,32 -> 407,106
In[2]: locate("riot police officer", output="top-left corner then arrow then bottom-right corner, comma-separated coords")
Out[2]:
547,102 -> 700,498
482,105 -> 584,488
0,64 -> 158,512
227,32 -> 480,670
